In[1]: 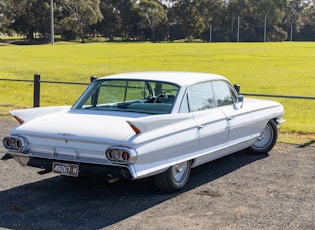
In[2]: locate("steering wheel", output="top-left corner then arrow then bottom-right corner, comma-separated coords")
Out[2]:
154,91 -> 175,103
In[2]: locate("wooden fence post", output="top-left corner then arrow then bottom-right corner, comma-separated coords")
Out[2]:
34,74 -> 40,107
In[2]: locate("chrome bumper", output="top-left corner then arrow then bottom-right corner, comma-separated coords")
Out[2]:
2,152 -> 135,180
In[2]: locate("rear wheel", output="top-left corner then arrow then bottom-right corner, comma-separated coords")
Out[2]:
155,161 -> 191,192
249,120 -> 278,153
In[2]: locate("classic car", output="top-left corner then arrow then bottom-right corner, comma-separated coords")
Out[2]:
2,72 -> 284,192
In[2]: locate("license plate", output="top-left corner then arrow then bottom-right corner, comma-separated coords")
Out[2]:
52,162 -> 79,177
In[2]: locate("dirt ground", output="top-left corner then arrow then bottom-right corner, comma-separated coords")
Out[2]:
0,116 -> 314,230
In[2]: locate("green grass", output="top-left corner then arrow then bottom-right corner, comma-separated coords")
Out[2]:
0,42 -> 314,136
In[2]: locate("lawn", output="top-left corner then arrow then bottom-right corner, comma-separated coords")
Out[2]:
0,41 -> 314,139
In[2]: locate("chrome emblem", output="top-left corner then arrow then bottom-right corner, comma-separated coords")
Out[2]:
58,133 -> 76,136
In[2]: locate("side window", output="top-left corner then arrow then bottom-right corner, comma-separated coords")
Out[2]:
187,82 -> 215,112
179,94 -> 189,113
212,81 -> 237,107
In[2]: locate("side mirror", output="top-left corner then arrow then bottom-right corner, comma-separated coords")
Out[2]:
233,95 -> 244,110
237,95 -> 244,103
233,84 -> 240,94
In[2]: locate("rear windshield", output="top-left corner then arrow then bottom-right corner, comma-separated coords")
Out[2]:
73,79 -> 179,114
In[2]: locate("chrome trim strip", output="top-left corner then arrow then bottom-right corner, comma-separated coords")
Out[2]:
7,151 -> 132,168
276,118 -> 285,124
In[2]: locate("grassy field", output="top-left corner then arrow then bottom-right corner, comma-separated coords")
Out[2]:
0,41 -> 314,141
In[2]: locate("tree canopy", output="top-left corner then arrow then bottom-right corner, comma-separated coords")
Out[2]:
0,0 -> 314,42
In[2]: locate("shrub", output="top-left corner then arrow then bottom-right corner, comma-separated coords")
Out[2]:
268,25 -> 288,42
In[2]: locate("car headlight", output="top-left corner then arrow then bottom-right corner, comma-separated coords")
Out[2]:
2,136 -> 29,153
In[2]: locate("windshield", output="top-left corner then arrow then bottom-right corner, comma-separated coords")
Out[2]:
73,79 -> 179,114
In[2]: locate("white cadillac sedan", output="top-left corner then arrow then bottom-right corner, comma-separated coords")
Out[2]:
2,72 -> 284,192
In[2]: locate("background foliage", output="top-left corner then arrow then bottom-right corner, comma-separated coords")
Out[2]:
0,42 -> 314,136
0,0 -> 315,42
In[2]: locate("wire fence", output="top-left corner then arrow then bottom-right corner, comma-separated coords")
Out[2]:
0,74 -> 314,108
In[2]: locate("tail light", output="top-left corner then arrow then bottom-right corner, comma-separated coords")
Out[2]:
105,148 -> 137,163
3,137 -> 14,149
15,138 -> 23,151
121,151 -> 130,161
106,149 -> 120,161
2,136 -> 29,153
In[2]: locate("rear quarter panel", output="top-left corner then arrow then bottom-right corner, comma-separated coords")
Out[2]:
124,113 -> 200,178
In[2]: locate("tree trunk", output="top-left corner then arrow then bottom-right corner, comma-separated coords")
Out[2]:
151,29 -> 156,43
80,24 -> 85,43
27,29 -> 35,42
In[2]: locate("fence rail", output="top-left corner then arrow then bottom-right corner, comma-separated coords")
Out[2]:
0,77 -> 92,85
242,93 -> 315,100
0,74 -> 314,107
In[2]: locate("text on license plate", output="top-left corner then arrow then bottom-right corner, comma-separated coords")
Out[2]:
52,162 -> 79,177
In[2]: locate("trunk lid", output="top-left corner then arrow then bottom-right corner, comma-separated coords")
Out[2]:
12,110 -> 138,144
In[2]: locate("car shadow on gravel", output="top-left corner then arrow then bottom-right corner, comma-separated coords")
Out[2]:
0,151 -> 268,230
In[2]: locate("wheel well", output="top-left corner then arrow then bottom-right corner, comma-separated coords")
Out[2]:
190,158 -> 197,168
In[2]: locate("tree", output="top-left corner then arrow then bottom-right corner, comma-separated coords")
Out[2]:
60,0 -> 103,43
0,0 -> 313,42
3,0 -> 48,41
200,0 -> 228,42
96,0 -> 141,41
226,0 -> 250,41
225,0 -> 287,41
0,0 -> 11,33
284,0 -> 304,33
0,0 -> 60,41
33,1 -> 51,40
117,0 -> 141,40
297,3 -> 315,40
173,0 -> 206,41
138,0 -> 167,42
282,0 -> 315,40
96,0 -> 121,40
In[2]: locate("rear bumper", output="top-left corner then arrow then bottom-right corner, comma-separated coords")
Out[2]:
2,152 -> 134,180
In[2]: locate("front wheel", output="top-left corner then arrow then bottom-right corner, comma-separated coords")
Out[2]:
155,161 -> 191,193
249,120 -> 278,154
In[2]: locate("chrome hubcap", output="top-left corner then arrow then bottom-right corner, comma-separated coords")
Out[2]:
254,124 -> 273,148
172,162 -> 188,182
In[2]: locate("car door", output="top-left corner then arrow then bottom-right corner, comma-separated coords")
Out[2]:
184,81 -> 229,161
212,80 -> 254,150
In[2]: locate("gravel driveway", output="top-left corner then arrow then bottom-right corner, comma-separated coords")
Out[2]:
0,117 -> 314,230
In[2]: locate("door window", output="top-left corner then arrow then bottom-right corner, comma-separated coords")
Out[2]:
212,81 -> 237,107
186,82 -> 215,112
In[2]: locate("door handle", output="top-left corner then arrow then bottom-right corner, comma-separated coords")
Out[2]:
197,124 -> 204,138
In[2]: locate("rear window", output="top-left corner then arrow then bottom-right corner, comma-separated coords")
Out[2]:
73,79 -> 179,114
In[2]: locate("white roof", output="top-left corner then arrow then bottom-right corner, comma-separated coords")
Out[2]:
98,71 -> 228,86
